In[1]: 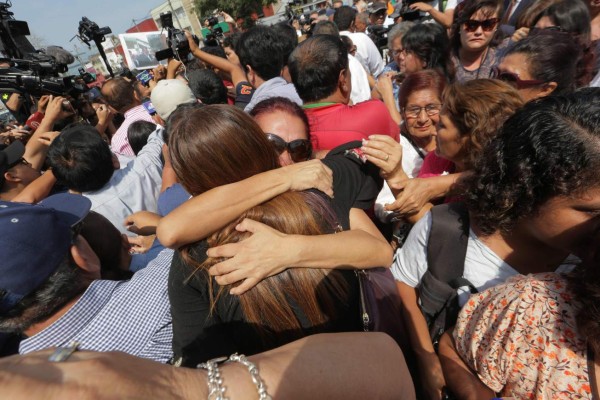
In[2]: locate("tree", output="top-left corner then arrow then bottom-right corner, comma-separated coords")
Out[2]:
194,0 -> 278,21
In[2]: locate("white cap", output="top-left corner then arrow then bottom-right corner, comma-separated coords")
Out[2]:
150,79 -> 197,120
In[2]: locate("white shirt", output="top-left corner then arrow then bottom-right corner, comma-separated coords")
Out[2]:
348,55 -> 371,105
375,135 -> 426,222
340,30 -> 384,76
392,211 -> 578,306
84,127 -> 164,235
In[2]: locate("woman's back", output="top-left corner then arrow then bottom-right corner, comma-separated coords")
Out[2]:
170,192 -> 361,367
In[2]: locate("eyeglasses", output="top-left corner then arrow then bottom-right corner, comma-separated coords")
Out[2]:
391,48 -> 404,57
463,18 -> 499,33
492,67 -> 546,89
402,104 -> 442,119
266,134 -> 312,162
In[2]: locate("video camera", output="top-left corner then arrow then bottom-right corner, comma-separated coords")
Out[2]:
200,14 -> 230,47
368,24 -> 391,55
398,0 -> 431,22
0,1 -> 93,123
155,11 -> 199,61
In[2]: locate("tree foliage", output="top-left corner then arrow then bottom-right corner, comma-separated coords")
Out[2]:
194,0 -> 278,20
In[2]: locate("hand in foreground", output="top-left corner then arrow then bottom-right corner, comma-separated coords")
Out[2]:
95,104 -> 113,125
375,72 -> 395,98
280,159 -> 334,197
207,218 -> 291,295
0,349 -> 188,399
36,131 -> 60,147
1,126 -> 31,142
361,135 -> 404,181
124,210 -> 161,236
44,95 -> 73,122
185,30 -> 200,54
511,27 -> 530,42
409,2 -> 434,12
127,234 -> 156,254
166,58 -> 183,79
37,95 -> 51,114
385,177 -> 433,216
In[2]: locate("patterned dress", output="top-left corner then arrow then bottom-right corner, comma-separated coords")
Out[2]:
454,273 -> 592,399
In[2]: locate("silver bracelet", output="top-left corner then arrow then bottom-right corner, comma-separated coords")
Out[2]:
197,356 -> 228,400
227,353 -> 272,400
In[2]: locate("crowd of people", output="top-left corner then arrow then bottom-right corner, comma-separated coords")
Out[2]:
1,0 -> 600,398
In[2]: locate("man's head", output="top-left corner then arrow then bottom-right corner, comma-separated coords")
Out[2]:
0,194 -> 97,333
333,6 -> 357,31
187,70 -> 228,105
354,12 -> 369,32
150,79 -> 197,122
236,26 -> 284,87
289,35 -> 351,104
47,124 -> 116,193
100,77 -> 140,114
368,2 -> 387,25
0,141 -> 39,196
333,0 -> 344,8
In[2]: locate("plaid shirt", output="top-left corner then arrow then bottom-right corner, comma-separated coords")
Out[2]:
20,249 -> 174,363
110,104 -> 155,157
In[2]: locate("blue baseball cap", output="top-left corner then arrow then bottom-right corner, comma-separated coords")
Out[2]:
0,193 -> 91,315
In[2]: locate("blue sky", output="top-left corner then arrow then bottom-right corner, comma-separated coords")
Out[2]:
11,0 -> 166,54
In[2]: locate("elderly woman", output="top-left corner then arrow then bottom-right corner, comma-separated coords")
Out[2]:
390,79 -> 524,399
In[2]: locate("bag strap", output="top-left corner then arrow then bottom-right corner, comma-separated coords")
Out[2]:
427,202 -> 470,284
400,130 -> 426,160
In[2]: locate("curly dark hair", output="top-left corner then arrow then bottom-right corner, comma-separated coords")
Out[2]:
465,88 -> 600,236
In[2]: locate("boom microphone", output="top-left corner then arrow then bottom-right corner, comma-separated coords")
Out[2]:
44,46 -> 75,65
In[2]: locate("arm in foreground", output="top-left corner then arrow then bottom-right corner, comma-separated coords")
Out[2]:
0,332 -> 415,400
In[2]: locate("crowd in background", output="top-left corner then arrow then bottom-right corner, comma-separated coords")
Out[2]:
1,0 -> 600,398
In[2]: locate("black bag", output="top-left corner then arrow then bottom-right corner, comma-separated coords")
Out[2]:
356,268 -> 408,349
417,202 -> 478,349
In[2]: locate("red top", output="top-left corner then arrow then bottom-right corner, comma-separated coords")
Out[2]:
418,151 -> 455,178
304,100 -> 400,150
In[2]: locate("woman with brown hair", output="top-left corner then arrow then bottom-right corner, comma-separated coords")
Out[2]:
162,104 -> 392,367
174,191 -> 360,365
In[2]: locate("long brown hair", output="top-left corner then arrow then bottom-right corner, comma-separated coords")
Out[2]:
168,104 -> 280,196
196,191 -> 350,338
442,79 -> 524,169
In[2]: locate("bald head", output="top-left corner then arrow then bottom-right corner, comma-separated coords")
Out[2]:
101,77 -> 139,113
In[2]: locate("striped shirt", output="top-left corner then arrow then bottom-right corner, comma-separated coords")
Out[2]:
110,104 -> 155,157
20,249 -> 174,363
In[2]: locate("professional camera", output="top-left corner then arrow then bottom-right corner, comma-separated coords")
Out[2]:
155,11 -> 199,61
0,1 -> 93,123
200,14 -> 230,46
399,0 -> 431,22
368,24 -> 391,55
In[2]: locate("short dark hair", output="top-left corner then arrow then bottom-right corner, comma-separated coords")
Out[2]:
236,26 -> 283,81
333,6 -> 357,31
466,88 -> 600,236
187,69 -> 228,105
222,32 -> 242,49
271,22 -> 299,66
202,45 -> 227,59
0,255 -> 88,333
402,23 -> 454,80
101,77 -> 136,113
312,20 -> 340,36
47,124 -> 114,192
289,35 -> 349,103
127,120 -> 157,155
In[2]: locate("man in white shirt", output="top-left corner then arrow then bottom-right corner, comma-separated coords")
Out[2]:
334,5 -> 384,76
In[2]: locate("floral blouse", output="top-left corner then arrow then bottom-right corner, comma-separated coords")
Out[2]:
454,273 -> 592,399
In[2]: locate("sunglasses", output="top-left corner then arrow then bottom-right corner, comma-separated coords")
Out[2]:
266,133 -> 312,162
463,18 -> 499,32
492,67 -> 546,89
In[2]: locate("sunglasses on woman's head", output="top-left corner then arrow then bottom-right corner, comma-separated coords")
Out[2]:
491,67 -> 546,89
266,133 -> 312,163
463,18 -> 499,32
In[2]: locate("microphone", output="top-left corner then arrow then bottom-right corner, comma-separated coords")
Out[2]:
44,46 -> 75,65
